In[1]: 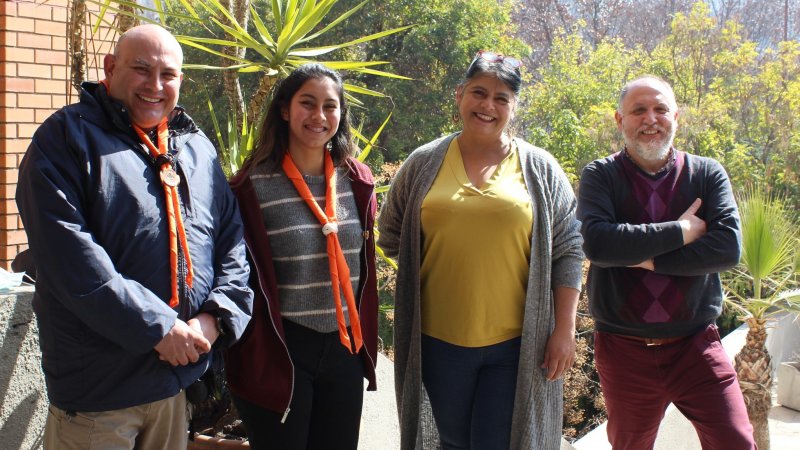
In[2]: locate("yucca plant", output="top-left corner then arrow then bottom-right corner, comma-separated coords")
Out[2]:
207,93 -> 255,174
175,0 -> 412,126
82,0 -> 411,170
725,185 -> 800,450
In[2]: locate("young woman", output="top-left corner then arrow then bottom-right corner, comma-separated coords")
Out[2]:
224,63 -> 379,450
378,52 -> 584,449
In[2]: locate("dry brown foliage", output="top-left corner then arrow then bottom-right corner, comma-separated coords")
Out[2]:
562,261 -> 606,441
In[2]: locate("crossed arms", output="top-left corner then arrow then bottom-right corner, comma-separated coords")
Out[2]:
577,156 -> 741,276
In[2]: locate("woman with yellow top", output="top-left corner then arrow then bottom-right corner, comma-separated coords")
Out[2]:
378,52 -> 584,450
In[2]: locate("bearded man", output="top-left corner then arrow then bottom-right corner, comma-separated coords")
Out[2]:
576,76 -> 756,449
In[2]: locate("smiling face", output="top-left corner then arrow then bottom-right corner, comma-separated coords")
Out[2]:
103,25 -> 183,131
456,73 -> 516,140
282,76 -> 341,154
615,78 -> 679,169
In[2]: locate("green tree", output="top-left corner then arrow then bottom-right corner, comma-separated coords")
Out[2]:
648,4 -> 800,204
514,2 -> 800,207
650,2 -> 722,109
322,0 -> 528,162
748,42 -> 800,201
679,25 -> 761,188
519,31 -> 643,183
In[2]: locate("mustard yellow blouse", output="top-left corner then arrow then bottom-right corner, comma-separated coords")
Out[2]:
420,139 -> 533,347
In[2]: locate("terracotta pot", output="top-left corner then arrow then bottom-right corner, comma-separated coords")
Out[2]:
187,433 -> 249,449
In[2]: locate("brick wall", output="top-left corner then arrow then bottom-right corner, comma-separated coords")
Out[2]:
0,0 -> 114,269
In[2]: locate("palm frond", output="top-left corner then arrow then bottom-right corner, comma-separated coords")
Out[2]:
373,231 -> 398,270
772,289 -> 800,315
355,112 -> 392,163
727,185 -> 800,319
739,185 -> 798,298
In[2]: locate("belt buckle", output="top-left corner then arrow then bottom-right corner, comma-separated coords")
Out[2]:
645,338 -> 661,346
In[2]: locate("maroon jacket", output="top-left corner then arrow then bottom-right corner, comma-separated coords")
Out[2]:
225,158 -> 379,416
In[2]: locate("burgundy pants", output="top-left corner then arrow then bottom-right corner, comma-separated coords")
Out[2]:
595,324 -> 756,450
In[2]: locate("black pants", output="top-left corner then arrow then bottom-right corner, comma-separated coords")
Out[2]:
233,319 -> 365,450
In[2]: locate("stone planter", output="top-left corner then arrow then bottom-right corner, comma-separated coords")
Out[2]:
777,361 -> 800,411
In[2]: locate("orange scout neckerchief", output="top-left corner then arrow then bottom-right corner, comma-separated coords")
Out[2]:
281,152 -> 363,354
132,118 -> 194,309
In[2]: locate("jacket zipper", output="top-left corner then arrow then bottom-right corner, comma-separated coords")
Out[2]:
178,240 -> 189,320
243,239 -> 294,422
175,155 -> 190,320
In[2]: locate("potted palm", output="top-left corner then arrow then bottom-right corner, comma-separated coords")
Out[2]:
724,185 -> 800,450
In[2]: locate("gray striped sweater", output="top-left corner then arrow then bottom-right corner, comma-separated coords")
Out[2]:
251,164 -> 363,332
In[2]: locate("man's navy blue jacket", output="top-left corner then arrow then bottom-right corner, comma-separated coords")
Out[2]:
16,82 -> 253,412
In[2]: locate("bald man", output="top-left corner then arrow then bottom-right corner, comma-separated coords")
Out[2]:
577,76 -> 755,449
16,24 -> 253,449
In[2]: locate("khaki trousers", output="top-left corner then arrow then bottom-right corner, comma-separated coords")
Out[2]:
43,391 -> 188,450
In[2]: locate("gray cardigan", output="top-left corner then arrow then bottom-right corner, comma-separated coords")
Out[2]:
378,133 -> 584,449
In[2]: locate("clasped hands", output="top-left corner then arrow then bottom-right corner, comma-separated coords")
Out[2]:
153,312 -> 220,366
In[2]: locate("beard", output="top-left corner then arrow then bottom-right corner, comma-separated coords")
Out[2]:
624,124 -> 676,162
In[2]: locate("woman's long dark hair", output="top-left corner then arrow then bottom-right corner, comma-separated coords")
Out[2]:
242,63 -> 354,173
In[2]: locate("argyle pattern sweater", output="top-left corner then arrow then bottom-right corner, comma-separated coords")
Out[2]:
577,150 -> 741,338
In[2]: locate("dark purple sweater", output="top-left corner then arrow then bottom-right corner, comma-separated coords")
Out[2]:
577,150 -> 741,337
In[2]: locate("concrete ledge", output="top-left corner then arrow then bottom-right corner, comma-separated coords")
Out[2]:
0,286 -> 45,450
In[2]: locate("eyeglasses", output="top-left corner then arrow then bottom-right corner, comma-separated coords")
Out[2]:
470,50 -> 522,70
